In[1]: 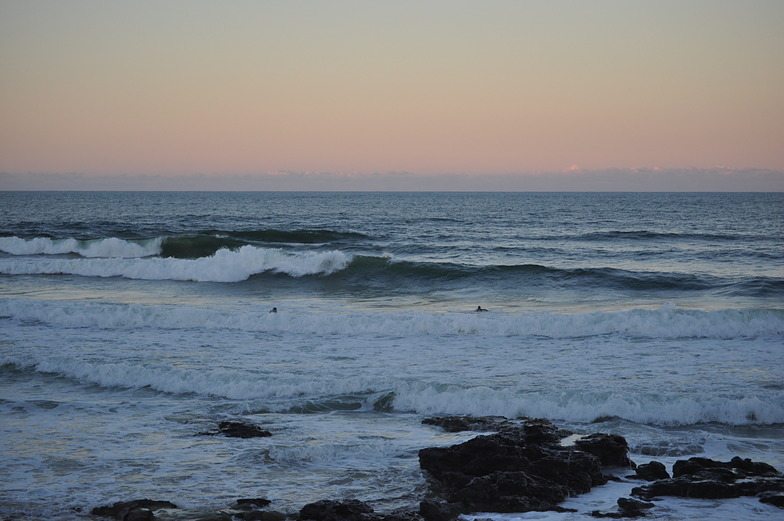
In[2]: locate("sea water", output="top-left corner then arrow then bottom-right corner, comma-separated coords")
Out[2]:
1,191 -> 782,520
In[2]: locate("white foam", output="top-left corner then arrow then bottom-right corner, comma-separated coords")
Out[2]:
0,245 -> 352,281
1,298 -> 781,339
391,383 -> 784,426
3,348 -> 782,427
0,236 -> 162,258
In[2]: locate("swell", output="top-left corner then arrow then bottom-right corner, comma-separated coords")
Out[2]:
159,229 -> 367,258
1,244 -> 781,297
337,257 -> 782,296
0,229 -> 368,260
570,230 -> 748,242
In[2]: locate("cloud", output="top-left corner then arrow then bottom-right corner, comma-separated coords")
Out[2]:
1,168 -> 783,192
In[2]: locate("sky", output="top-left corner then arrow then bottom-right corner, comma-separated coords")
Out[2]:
1,0 -> 783,191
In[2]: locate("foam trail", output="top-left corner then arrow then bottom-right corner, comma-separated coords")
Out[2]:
0,236 -> 162,258
1,298 -> 783,338
4,355 -> 783,426
0,245 -> 352,282
391,383 -> 784,426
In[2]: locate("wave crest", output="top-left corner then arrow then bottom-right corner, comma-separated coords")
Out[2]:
0,245 -> 352,282
0,236 -> 162,258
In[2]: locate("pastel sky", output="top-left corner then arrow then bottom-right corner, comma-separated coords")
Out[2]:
1,0 -> 783,190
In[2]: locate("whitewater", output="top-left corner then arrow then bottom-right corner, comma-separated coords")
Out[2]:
1,191 -> 783,520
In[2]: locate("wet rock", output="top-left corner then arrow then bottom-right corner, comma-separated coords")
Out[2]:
200,420 -> 272,438
189,514 -> 233,521
237,513 -> 264,521
419,500 -> 463,521
234,498 -> 273,509
672,456 -> 778,478
216,420 -> 272,438
759,492 -> 784,508
238,511 -> 288,521
632,456 -> 784,501
422,416 -> 509,433
452,470 -> 570,512
418,418 -> 630,517
633,477 -> 740,499
590,497 -> 654,518
617,498 -> 654,517
633,461 -> 669,481
91,499 -> 178,520
574,433 -> 636,469
378,509 -> 424,521
299,499 -> 374,521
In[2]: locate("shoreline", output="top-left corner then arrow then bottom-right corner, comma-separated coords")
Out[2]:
84,417 -> 784,521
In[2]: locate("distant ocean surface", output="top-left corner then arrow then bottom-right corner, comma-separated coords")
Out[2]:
1,191 -> 783,520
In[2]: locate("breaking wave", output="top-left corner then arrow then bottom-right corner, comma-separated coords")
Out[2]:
0,230 -> 366,260
0,245 -> 351,282
3,356 -> 783,426
0,236 -> 163,258
1,246 -> 781,298
2,298 -> 782,339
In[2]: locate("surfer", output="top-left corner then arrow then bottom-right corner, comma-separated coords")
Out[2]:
475,306 -> 487,312
269,307 -> 277,313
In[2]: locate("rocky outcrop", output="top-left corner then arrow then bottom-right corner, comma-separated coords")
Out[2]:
199,420 -> 272,438
590,497 -> 655,518
91,418 -> 784,521
420,416 -> 511,433
299,500 -> 421,521
231,498 -> 287,521
632,461 -> 669,481
91,499 -> 177,521
418,418 -> 632,519
760,492 -> 784,508
632,456 -> 784,506
574,433 -> 636,468
299,500 -> 375,521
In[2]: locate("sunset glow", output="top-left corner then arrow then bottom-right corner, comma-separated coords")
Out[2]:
1,0 -> 783,190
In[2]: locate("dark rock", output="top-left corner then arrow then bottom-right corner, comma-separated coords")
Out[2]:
91,499 -> 178,520
453,471 -> 569,513
418,419 -> 626,515
590,498 -> 654,518
634,461 -> 669,481
238,512 -> 267,521
729,456 -> 780,477
673,456 -> 778,478
261,512 -> 288,521
759,492 -> 784,508
216,421 -> 271,438
574,433 -> 636,469
189,514 -> 233,521
422,416 -> 509,433
419,500 -> 463,521
632,457 -> 784,501
377,510 -> 423,521
234,498 -> 273,509
238,512 -> 287,521
519,419 -> 572,444
617,498 -> 654,516
125,509 -> 154,521
589,510 -> 622,518
299,500 -> 374,521
200,420 -> 272,438
633,477 -> 740,500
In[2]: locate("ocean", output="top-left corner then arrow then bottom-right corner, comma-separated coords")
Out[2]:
1,191 -> 782,520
